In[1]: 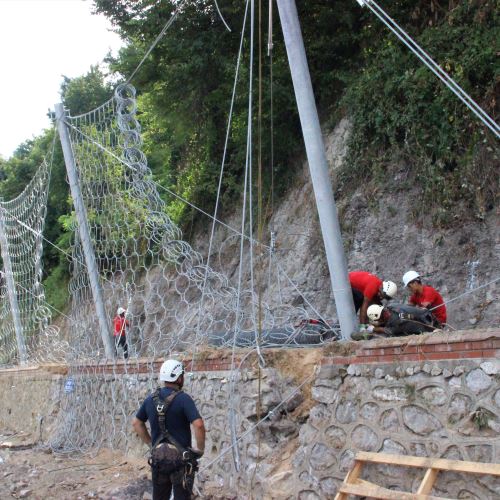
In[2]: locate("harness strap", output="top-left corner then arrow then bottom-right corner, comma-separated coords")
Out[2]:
152,388 -> 187,455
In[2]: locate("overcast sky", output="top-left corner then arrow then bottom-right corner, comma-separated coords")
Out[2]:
0,0 -> 123,159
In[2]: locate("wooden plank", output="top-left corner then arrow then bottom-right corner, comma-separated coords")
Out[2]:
334,460 -> 364,500
355,452 -> 500,476
417,467 -> 439,495
338,478 -> 451,500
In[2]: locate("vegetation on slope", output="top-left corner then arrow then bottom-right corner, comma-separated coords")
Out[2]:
0,0 -> 497,313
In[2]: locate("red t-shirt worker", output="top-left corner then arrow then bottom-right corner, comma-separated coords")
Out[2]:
403,271 -> 447,326
113,307 -> 130,359
349,271 -> 398,327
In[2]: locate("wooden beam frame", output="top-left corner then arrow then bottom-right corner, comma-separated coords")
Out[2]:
334,452 -> 500,500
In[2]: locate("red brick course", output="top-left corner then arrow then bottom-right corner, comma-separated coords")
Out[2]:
1,329 -> 498,377
69,356 -> 243,376
322,329 -> 500,366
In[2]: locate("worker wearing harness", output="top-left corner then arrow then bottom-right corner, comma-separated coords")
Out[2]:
132,359 -> 206,499
352,303 -> 436,340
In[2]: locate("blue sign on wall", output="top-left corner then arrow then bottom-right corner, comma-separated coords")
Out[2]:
64,377 -> 75,394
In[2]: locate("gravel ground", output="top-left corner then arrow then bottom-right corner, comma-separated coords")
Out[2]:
0,430 -> 153,500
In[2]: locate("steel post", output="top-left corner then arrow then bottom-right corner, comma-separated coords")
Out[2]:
276,0 -> 357,339
55,104 -> 115,359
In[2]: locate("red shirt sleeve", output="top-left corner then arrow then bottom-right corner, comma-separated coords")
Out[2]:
422,287 -> 446,323
409,287 -> 446,324
113,316 -> 120,335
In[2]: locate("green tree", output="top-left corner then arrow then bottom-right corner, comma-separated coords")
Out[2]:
61,65 -> 115,115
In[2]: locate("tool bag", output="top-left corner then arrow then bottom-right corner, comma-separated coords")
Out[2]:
149,388 -> 187,475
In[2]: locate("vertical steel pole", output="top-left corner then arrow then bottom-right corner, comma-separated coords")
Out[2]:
55,104 -> 115,359
276,0 -> 357,339
0,205 -> 27,363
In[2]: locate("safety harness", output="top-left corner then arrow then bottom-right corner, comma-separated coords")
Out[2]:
151,387 -> 185,452
150,388 -> 199,483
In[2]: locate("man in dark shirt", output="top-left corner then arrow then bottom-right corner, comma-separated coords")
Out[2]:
352,303 -> 435,340
132,359 -> 205,500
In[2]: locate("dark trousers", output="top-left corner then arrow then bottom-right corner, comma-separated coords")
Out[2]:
115,335 -> 129,359
152,467 -> 192,500
352,288 -> 364,312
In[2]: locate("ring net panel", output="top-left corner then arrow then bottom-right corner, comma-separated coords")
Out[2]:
0,160 -> 62,366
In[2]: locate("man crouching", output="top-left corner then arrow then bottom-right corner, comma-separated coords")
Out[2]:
132,359 -> 205,500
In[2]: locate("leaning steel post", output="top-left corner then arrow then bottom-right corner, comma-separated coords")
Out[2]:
276,0 -> 357,339
0,203 -> 27,364
55,103 -> 115,359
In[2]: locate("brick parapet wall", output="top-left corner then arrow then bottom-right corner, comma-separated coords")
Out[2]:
71,355 -> 243,376
0,356 -> 245,379
1,329 -> 498,377
322,328 -> 500,366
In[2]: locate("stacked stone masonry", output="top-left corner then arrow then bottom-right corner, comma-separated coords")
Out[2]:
0,329 -> 498,498
298,330 -> 500,499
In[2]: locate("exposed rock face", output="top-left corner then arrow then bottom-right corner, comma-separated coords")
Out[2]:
54,117 -> 498,348
187,117 -> 499,337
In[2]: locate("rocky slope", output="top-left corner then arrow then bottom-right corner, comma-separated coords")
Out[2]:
53,117 -> 498,348
190,117 -> 499,333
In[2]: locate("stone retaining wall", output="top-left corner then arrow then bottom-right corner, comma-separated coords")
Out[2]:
0,330 -> 499,498
293,330 -> 500,499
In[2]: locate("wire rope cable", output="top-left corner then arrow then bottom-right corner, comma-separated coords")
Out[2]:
356,0 -> 499,138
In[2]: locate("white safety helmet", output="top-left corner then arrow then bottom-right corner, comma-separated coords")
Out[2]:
117,307 -> 126,315
403,270 -> 420,287
159,359 -> 184,382
382,280 -> 397,299
367,304 -> 384,322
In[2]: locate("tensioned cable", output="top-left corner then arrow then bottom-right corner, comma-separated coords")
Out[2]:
430,276 -> 500,311
190,0 -> 251,371
17,283 -> 74,325
213,0 -> 232,32
56,120 -> 337,334
227,0 -> 257,471
245,0 -> 265,366
356,0 -> 500,138
126,0 -> 187,85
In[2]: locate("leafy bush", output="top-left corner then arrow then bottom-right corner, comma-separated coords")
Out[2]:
341,0 -> 499,224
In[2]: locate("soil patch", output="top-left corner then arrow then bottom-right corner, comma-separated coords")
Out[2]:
0,433 -> 151,500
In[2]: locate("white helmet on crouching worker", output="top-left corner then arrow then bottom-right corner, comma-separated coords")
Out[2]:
117,307 -> 126,315
382,280 -> 397,299
403,270 -> 420,287
367,304 -> 384,322
159,359 -> 184,382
